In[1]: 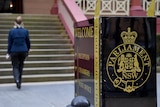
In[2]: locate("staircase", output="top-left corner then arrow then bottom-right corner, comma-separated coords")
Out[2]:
0,14 -> 74,83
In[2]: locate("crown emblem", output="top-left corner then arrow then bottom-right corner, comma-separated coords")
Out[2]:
121,27 -> 137,44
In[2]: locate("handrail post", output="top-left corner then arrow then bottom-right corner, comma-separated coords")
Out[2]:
50,0 -> 58,14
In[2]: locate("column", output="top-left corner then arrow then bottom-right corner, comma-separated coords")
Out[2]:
130,0 -> 146,16
50,0 -> 58,14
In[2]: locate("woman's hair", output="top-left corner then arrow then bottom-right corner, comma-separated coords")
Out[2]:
15,16 -> 22,25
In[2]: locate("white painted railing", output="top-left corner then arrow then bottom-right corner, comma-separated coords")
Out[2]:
75,0 -> 130,16
143,0 -> 160,16
75,0 -> 160,16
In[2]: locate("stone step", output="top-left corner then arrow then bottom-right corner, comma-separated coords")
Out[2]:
0,25 -> 63,30
0,21 -> 62,26
0,14 -> 59,19
0,14 -> 74,83
0,53 -> 73,57
0,17 -> 60,22
0,34 -> 69,39
0,60 -> 74,68
0,73 -> 74,83
0,14 -> 59,20
0,44 -> 73,49
0,54 -> 74,61
0,29 -> 66,34
0,66 -> 74,76
0,39 -> 71,44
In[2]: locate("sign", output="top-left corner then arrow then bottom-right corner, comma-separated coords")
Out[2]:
102,17 -> 157,107
74,19 -> 95,105
74,16 -> 157,107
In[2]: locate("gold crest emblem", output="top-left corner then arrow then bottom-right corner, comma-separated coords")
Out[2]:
106,27 -> 151,93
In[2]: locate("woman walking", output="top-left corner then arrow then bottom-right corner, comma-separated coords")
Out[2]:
7,16 -> 30,89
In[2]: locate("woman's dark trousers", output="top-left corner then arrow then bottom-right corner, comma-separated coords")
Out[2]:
10,52 -> 27,84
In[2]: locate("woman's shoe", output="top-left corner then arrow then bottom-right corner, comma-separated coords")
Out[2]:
16,82 -> 21,89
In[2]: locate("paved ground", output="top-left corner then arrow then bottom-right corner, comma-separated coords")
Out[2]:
0,74 -> 159,107
0,81 -> 74,107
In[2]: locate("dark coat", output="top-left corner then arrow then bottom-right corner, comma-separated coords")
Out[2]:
7,27 -> 30,54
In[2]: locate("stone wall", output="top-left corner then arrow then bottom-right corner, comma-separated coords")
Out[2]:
23,0 -> 53,14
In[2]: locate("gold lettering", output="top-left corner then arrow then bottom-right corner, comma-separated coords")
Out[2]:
74,26 -> 94,38
133,45 -> 140,53
122,45 -> 127,51
144,61 -> 150,66
78,81 -> 92,93
78,53 -> 90,60
118,47 -> 122,53
142,54 -> 149,61
122,72 -> 138,79
108,57 -> 116,66
108,61 -> 114,67
127,45 -> 132,51
113,50 -> 120,57
122,72 -> 130,79
78,67 -> 90,77
139,50 -> 145,56
131,72 -> 138,79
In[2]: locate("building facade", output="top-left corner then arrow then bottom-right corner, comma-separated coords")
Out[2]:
0,0 -> 53,14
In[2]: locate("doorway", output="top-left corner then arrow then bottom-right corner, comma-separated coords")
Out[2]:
0,0 -> 23,13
